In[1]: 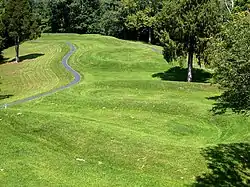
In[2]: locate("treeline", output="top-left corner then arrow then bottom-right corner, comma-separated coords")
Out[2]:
31,0 -> 162,42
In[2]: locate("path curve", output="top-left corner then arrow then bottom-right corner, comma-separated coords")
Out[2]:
0,42 -> 80,109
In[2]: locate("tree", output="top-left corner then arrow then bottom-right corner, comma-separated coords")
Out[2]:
49,0 -> 101,34
98,0 -> 124,37
209,12 -> 250,114
3,0 -> 41,63
124,0 -> 162,43
234,0 -> 250,12
49,0 -> 72,33
0,0 -> 6,56
31,0 -> 51,32
156,0 -> 224,82
68,0 -> 101,34
126,7 -> 156,42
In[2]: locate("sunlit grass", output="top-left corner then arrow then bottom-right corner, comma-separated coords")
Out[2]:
0,34 -> 249,186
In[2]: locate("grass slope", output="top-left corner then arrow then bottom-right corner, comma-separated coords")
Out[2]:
0,34 -> 249,186
0,40 -> 72,104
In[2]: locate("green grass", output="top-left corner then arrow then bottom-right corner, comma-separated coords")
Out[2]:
0,34 -> 249,186
0,40 -> 72,104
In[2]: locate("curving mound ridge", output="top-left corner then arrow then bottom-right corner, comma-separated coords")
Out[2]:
0,34 -> 249,186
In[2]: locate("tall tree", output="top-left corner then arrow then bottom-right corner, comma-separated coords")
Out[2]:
3,0 -> 41,63
49,0 -> 72,33
98,0 -> 123,37
31,0 -> 51,32
209,12 -> 250,114
124,0 -> 163,43
68,0 -> 100,34
0,0 -> 6,56
156,0 -> 224,82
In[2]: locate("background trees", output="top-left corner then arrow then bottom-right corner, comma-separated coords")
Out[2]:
124,0 -> 163,43
0,0 -> 5,57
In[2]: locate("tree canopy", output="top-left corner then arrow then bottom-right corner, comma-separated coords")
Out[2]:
156,0 -> 224,82
209,12 -> 250,114
2,0 -> 41,62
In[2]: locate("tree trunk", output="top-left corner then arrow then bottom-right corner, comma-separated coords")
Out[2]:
15,36 -> 20,63
137,30 -> 140,41
148,27 -> 152,44
187,50 -> 193,82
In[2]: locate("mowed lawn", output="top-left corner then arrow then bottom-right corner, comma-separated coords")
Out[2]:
0,34 -> 249,186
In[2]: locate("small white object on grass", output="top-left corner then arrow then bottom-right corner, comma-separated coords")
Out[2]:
17,113 -> 22,115
4,104 -> 7,109
0,169 -> 4,172
76,158 -> 86,162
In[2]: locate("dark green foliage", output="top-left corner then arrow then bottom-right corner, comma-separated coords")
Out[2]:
48,0 -> 101,34
209,13 -> 250,114
31,0 -> 51,32
3,0 -> 41,45
2,0 -> 41,62
97,0 -> 124,37
156,0 -> 224,81
234,0 -> 250,12
0,0 -> 6,56
49,0 -> 72,33
123,0 -> 163,43
68,0 -> 101,33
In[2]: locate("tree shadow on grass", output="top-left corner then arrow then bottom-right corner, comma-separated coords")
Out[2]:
192,143 -> 250,187
207,94 -> 250,115
0,57 -> 9,65
152,66 -> 212,83
15,53 -> 44,62
0,53 -> 44,64
0,94 -> 13,100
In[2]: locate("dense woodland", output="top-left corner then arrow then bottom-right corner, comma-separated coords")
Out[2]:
0,0 -> 250,113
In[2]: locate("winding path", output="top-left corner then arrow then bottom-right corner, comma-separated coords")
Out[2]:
0,42 -> 81,109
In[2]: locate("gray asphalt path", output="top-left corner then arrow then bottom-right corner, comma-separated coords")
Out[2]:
0,42 -> 80,109
151,47 -> 162,54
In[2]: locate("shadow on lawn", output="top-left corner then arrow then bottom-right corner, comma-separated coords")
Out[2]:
192,143 -> 250,187
152,66 -> 212,83
0,57 -> 9,64
207,95 -> 250,115
0,53 -> 44,64
0,94 -> 13,100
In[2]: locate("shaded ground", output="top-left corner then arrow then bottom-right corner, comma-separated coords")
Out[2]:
0,94 -> 13,100
192,143 -> 250,187
207,95 -> 250,115
0,53 -> 44,64
152,66 -> 212,83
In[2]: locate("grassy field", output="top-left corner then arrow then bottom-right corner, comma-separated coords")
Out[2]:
0,34 -> 249,186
